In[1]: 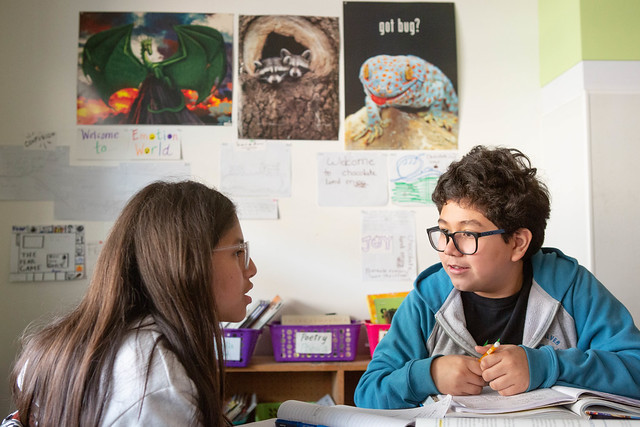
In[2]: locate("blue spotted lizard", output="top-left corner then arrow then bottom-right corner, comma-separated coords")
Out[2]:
355,54 -> 458,144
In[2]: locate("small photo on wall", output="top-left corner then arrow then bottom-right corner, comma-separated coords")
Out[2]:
344,2 -> 458,150
238,15 -> 340,140
77,12 -> 233,125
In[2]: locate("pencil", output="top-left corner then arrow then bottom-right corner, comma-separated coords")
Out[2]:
478,339 -> 500,361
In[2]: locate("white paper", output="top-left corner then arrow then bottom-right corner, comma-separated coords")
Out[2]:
0,146 -> 190,220
220,142 -> 291,197
224,336 -> 242,361
362,210 -> 416,281
449,387 -> 572,413
76,127 -> 182,160
416,419 -> 636,427
318,152 -> 388,206
295,332 -> 332,354
53,162 -> 191,221
276,398 -> 451,427
10,225 -> 85,282
235,198 -> 279,220
389,151 -> 457,205
0,146 -> 70,201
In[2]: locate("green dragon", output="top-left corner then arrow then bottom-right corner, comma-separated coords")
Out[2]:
82,23 -> 226,118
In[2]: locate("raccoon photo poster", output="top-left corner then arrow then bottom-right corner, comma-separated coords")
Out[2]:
343,2 -> 458,150
78,12 -> 233,126
238,15 -> 340,140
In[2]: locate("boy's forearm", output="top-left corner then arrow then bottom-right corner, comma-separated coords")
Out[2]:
355,357 -> 439,408
523,344 -> 640,399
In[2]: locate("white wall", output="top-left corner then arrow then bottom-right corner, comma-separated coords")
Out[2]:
540,61 -> 640,324
0,0 -> 590,413
590,92 -> 640,320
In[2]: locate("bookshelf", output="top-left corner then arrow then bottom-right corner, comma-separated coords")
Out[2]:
225,355 -> 370,405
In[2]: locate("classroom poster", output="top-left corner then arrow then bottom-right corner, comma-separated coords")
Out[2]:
77,12 -> 233,125
343,2 -> 458,150
237,15 -> 340,140
361,210 -> 416,282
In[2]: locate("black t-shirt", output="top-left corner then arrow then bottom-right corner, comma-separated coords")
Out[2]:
461,260 -> 533,346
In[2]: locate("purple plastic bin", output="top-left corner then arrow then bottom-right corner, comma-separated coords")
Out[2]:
223,328 -> 262,367
269,321 -> 361,362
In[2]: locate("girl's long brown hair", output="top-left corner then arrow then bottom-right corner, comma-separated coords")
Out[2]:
10,181 -> 236,426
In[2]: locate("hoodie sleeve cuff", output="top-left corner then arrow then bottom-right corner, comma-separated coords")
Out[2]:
407,356 -> 441,400
522,345 -> 559,391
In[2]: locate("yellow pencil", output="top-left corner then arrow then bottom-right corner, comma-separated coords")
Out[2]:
478,339 -> 500,361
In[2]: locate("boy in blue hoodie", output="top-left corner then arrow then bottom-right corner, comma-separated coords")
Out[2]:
354,145 -> 640,409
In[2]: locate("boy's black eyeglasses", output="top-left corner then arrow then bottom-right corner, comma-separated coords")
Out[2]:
426,227 -> 506,255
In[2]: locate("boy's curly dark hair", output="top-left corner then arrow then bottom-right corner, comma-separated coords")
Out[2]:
432,145 -> 551,260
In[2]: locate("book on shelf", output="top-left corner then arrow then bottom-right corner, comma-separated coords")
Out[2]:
280,313 -> 351,326
222,295 -> 283,330
224,392 -> 257,424
239,299 -> 270,328
366,291 -> 409,324
439,385 -> 640,420
250,295 -> 284,330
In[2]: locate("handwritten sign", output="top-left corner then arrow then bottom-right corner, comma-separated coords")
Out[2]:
318,152 -> 388,206
224,336 -> 242,361
295,332 -> 332,354
24,131 -> 56,150
362,210 -> 416,281
76,127 -> 181,160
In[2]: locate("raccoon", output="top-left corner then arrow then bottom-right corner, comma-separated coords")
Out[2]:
281,48 -> 312,79
254,57 -> 289,85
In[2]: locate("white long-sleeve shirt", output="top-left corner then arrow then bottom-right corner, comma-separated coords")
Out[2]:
101,318 -> 200,426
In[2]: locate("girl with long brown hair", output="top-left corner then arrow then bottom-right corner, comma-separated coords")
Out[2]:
8,180 -> 257,426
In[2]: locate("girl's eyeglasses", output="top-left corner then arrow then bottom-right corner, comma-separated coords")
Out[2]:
213,241 -> 250,270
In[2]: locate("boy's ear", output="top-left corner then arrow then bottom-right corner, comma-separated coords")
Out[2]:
510,228 -> 532,262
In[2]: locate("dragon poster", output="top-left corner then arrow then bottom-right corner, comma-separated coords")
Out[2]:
77,12 -> 233,125
343,2 -> 458,150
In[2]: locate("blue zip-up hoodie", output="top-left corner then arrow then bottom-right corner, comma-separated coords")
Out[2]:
354,248 -> 640,409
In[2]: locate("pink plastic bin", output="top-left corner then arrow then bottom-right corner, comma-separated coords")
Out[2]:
364,321 -> 391,357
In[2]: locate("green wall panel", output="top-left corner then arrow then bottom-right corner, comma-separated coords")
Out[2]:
539,0 -> 640,86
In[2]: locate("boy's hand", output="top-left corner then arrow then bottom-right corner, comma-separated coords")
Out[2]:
475,344 -> 530,396
431,354 -> 486,395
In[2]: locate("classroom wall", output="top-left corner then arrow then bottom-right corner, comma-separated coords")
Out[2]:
1,0 -> 635,414
538,0 -> 640,85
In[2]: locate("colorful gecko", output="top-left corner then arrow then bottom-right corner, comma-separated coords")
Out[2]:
355,54 -> 458,144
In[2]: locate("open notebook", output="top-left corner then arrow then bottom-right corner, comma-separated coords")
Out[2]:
440,386 -> 640,419
275,387 -> 640,427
